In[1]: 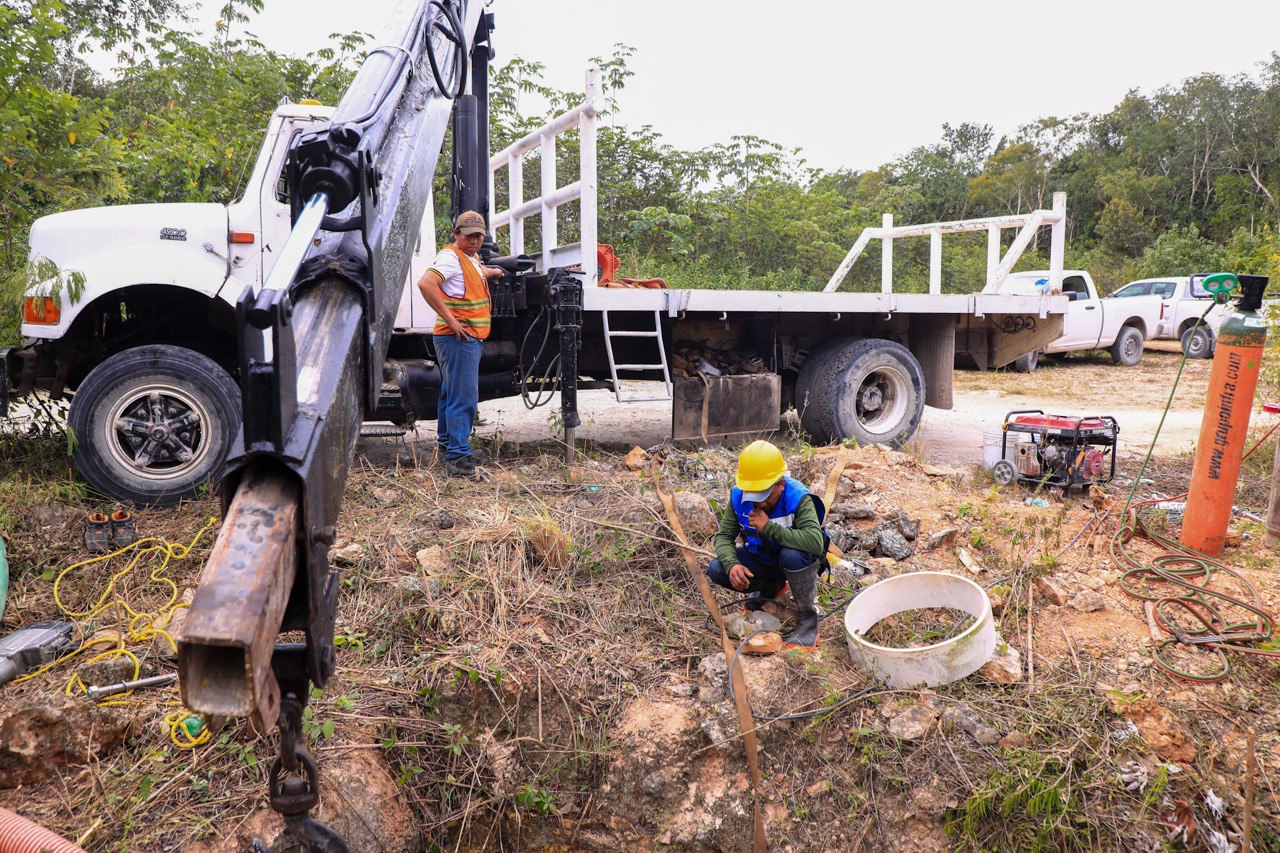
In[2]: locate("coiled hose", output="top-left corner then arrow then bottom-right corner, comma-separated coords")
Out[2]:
0,807 -> 82,853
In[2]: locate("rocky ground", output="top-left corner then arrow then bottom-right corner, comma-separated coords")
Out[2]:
0,396 -> 1278,850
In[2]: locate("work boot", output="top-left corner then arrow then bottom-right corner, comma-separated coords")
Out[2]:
744,579 -> 788,612
85,512 -> 110,552
110,509 -> 135,547
781,559 -> 821,650
446,455 -> 481,480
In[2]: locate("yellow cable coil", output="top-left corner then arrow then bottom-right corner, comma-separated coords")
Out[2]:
16,517 -> 219,747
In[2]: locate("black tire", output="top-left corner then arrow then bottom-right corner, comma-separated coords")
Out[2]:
68,345 -> 240,506
992,459 -> 1017,486
1011,350 -> 1039,373
796,338 -> 925,447
1109,326 -> 1144,367
1180,325 -> 1214,359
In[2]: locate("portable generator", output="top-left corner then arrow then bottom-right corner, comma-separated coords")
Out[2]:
991,409 -> 1119,494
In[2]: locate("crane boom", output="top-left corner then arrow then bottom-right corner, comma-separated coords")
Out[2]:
177,2 -> 491,846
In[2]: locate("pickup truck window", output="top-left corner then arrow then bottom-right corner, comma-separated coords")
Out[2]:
1149,281 -> 1176,298
1112,282 -> 1148,297
1189,277 -> 1213,299
1063,275 -> 1089,298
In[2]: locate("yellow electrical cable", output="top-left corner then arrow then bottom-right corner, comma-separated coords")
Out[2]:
16,517 -> 219,748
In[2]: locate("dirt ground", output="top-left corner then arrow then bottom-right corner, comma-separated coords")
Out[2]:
468,345 -> 1231,466
1,348 -> 1279,852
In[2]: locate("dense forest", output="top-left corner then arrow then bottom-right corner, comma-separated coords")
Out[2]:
6,0 -> 1280,303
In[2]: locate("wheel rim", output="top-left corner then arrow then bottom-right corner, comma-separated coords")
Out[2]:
850,364 -> 910,437
1124,333 -> 1139,360
105,383 -> 212,481
1188,333 -> 1206,357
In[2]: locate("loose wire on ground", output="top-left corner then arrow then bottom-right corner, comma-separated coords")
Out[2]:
15,518 -> 219,747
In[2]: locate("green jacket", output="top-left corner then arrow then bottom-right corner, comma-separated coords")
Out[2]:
713,493 -> 824,568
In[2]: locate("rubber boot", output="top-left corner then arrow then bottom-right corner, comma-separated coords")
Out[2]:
781,559 -> 821,649
744,579 -> 788,612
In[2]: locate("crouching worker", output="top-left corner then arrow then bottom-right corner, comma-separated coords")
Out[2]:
707,440 -> 828,650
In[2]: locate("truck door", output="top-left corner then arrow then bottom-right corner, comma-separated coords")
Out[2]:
1058,275 -> 1100,348
1148,281 -> 1176,337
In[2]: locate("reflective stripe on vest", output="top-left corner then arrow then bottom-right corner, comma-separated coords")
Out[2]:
433,245 -> 491,339
730,476 -> 814,565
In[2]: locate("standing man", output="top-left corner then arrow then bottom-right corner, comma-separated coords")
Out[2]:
706,440 -> 828,650
417,211 -> 505,479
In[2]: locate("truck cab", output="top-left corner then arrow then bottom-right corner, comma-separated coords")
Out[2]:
1108,275 -> 1227,358
9,102 -> 439,506
995,270 -> 1162,371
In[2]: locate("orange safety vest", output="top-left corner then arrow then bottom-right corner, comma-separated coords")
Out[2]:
432,245 -> 491,339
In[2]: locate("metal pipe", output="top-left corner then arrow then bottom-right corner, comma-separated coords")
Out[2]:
87,672 -> 177,702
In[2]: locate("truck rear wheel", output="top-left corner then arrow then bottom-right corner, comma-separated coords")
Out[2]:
69,345 -> 240,506
797,338 -> 925,448
1109,326 -> 1145,367
1011,350 -> 1039,373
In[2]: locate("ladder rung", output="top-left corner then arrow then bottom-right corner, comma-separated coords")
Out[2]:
618,395 -> 673,402
613,363 -> 666,371
607,330 -> 662,338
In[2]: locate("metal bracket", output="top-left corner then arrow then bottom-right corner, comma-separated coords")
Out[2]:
237,286 -> 298,455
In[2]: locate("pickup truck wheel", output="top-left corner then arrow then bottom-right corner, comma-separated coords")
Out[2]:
797,338 -> 925,448
1109,326 -> 1145,367
1011,350 -> 1039,373
1180,326 -> 1214,359
68,345 -> 240,506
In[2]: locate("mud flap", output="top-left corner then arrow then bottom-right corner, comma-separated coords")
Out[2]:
672,373 -> 780,440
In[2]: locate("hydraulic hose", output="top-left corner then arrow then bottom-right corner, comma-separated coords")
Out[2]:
0,808 -> 83,853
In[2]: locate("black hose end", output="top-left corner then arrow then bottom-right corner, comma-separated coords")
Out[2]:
1237,274 -> 1268,313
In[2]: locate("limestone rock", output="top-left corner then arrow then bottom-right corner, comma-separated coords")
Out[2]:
0,696 -> 139,787
416,544 -> 452,576
742,632 -> 783,655
876,527 -> 914,561
674,491 -> 717,542
887,704 -> 938,741
623,446 -> 650,471
922,527 -> 958,551
941,704 -> 1001,746
76,657 -> 135,688
191,751 -> 420,852
1034,576 -> 1069,606
1123,699 -> 1197,763
330,540 -> 364,565
1069,589 -> 1107,612
830,503 -> 877,521
980,638 -> 1023,684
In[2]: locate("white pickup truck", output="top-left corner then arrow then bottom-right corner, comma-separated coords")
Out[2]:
996,270 -> 1163,372
1108,275 -> 1227,359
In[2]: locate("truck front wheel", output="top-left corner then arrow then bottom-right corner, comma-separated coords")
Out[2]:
68,345 -> 241,506
1109,326 -> 1145,367
797,338 -> 925,448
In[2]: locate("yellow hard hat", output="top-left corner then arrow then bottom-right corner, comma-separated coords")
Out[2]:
736,440 -> 786,499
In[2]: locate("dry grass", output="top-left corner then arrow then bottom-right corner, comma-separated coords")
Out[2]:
0,425 -> 1277,851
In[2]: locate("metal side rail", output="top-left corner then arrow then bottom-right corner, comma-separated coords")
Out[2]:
602,309 -> 673,402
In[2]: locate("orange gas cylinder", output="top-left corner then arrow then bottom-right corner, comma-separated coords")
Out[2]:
1182,273 -> 1270,556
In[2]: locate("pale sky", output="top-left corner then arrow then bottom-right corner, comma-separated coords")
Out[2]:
120,0 -> 1280,173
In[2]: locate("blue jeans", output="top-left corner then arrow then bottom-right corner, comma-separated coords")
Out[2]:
433,334 -> 483,459
707,546 -> 817,595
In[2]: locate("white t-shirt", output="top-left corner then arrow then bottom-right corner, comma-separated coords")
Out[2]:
428,247 -> 486,298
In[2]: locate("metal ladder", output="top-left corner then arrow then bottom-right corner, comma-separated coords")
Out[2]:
601,310 -> 673,403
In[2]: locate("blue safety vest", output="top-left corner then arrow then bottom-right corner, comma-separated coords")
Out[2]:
730,476 -> 827,565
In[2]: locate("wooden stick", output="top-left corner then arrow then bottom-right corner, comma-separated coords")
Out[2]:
1244,728 -> 1256,853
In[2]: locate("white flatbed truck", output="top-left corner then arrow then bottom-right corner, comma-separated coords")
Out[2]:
6,68 -> 1069,505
